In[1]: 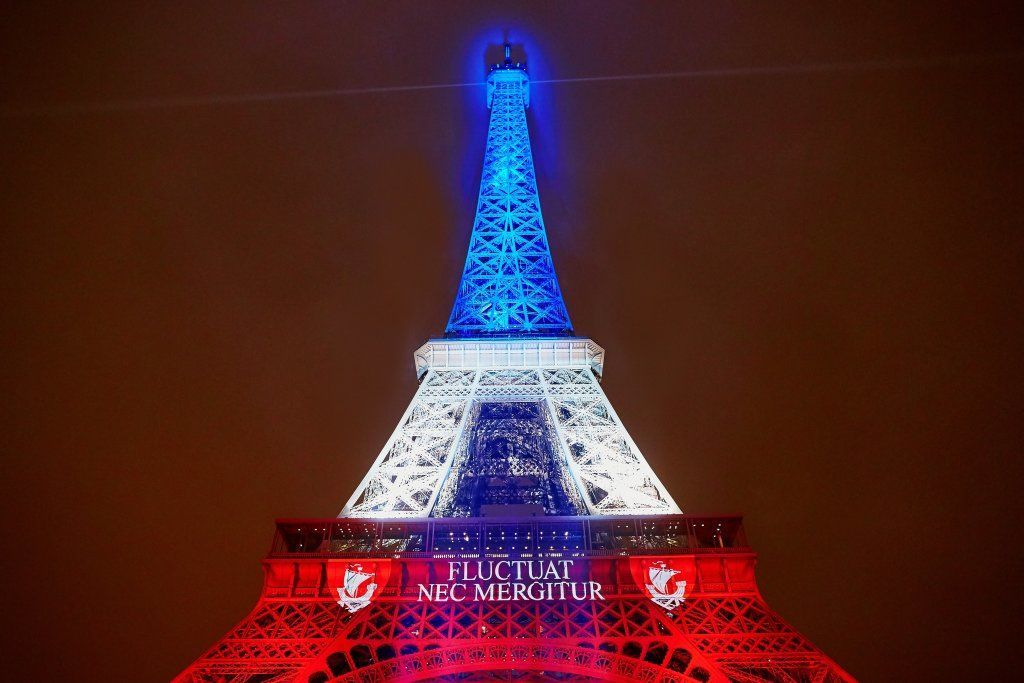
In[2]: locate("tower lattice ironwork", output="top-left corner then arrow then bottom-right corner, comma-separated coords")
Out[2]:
175,43 -> 855,683
445,43 -> 571,339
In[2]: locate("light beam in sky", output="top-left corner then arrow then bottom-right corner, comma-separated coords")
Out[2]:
3,50 -> 1021,117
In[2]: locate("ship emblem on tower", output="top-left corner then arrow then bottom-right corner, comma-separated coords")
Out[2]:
645,560 -> 687,611
175,40 -> 856,683
335,564 -> 378,613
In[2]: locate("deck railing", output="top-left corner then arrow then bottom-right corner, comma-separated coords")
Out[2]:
268,514 -> 748,558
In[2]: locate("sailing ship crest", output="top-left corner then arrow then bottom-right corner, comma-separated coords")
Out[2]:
644,560 -> 687,611
336,563 -> 378,613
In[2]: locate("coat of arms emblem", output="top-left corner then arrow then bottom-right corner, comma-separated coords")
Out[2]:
644,560 -> 687,611
336,563 -> 378,613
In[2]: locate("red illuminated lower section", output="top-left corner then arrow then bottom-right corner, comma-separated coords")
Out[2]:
174,516 -> 854,682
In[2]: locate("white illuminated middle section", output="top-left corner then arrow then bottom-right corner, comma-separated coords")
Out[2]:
340,337 -> 680,519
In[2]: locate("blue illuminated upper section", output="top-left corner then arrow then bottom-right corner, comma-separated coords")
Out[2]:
445,45 -> 573,338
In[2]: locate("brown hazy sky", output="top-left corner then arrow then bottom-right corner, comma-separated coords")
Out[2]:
3,3 -> 1023,681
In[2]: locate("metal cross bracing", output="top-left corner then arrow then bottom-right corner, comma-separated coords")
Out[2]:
340,359 -> 680,518
175,594 -> 848,683
175,42 -> 856,683
445,54 -> 571,338
174,516 -> 855,683
343,45 -> 673,519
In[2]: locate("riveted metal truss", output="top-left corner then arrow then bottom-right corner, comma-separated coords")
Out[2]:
174,599 -> 356,683
175,515 -> 855,682
176,43 -> 855,683
176,579 -> 851,682
302,592 -> 834,683
341,356 -> 680,518
445,64 -> 572,338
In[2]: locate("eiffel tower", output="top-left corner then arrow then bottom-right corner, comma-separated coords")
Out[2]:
176,43 -> 854,683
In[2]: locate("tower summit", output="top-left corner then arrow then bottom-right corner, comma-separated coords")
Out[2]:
176,41 -> 855,683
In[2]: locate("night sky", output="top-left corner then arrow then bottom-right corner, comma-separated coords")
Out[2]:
3,3 -> 1023,681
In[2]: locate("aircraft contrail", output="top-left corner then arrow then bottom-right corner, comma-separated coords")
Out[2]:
3,51 -> 1021,117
